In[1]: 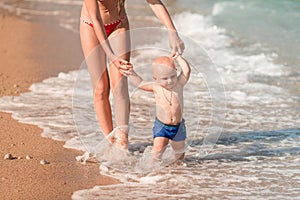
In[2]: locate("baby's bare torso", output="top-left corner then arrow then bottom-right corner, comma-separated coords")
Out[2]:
153,83 -> 184,125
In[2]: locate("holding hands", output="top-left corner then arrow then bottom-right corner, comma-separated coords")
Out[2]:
168,30 -> 185,56
119,53 -> 182,77
112,58 -> 133,76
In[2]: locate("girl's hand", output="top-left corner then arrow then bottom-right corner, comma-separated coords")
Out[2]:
110,57 -> 132,76
168,30 -> 185,56
112,58 -> 133,76
119,64 -> 134,77
111,57 -> 129,68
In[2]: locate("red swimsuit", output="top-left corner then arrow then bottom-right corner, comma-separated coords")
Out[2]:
80,16 -> 126,37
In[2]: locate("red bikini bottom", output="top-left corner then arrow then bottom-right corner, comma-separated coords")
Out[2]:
80,16 -> 126,37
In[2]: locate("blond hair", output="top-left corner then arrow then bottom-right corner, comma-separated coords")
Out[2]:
152,56 -> 176,69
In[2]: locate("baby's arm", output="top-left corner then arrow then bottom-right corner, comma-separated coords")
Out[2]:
128,67 -> 154,92
175,55 -> 191,85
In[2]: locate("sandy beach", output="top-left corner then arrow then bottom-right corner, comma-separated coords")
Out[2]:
0,11 -> 118,200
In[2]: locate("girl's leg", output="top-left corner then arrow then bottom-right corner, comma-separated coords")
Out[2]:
80,23 -> 114,143
107,20 -> 131,149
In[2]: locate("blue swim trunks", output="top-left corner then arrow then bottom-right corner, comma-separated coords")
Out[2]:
152,118 -> 186,142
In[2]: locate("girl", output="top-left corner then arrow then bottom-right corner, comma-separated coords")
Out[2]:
80,0 -> 185,150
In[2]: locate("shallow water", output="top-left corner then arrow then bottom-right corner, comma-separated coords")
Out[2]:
0,0 -> 299,199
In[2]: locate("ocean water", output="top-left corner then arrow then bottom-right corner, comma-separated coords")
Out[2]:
0,0 -> 300,199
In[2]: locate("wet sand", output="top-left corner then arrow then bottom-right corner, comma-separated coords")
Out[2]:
0,11 -> 118,200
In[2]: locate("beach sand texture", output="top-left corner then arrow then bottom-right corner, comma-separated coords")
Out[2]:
0,12 -> 118,200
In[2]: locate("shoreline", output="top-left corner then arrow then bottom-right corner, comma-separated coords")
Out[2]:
0,11 -> 119,200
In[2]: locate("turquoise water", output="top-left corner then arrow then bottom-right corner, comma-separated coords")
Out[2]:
169,0 -> 300,71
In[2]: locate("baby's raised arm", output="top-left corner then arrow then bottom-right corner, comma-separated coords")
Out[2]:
175,55 -> 191,85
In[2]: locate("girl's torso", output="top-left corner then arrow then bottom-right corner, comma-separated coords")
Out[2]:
81,0 -> 126,25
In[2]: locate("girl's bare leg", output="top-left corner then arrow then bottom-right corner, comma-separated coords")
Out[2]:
80,23 -> 114,143
108,20 -> 131,149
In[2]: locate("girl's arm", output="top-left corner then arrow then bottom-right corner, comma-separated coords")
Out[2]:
146,0 -> 185,55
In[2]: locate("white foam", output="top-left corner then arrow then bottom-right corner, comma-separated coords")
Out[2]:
0,71 -> 78,142
174,12 -> 231,49
139,175 -> 164,184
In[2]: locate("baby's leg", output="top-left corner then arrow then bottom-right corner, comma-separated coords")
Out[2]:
171,140 -> 186,160
152,137 -> 169,162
